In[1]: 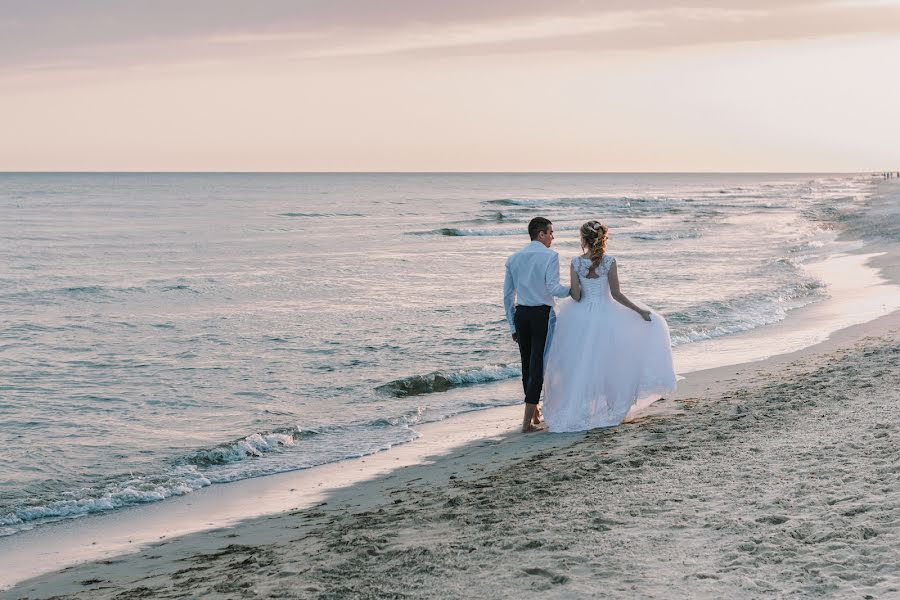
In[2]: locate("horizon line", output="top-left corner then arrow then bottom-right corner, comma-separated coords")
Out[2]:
0,170 -> 888,175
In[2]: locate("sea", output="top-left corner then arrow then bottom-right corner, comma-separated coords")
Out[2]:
0,172 -> 888,537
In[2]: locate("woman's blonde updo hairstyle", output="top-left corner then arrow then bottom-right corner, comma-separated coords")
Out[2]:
580,220 -> 609,276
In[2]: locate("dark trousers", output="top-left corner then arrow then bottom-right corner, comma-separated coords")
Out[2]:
514,305 -> 551,405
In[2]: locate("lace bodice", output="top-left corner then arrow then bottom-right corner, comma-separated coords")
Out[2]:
572,255 -> 615,303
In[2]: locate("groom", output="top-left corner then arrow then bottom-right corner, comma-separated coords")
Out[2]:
503,217 -> 570,432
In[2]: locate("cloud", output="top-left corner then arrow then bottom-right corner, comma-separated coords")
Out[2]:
1,1 -> 898,74
378,4 -> 900,61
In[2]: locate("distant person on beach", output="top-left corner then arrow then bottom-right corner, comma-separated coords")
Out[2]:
541,220 -> 677,432
503,217 -> 570,432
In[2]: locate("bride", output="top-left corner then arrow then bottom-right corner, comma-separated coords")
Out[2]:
543,220 -> 676,432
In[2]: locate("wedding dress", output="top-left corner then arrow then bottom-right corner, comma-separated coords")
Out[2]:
543,255 -> 676,432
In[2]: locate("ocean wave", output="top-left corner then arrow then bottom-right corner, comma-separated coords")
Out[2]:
479,195 -> 713,221
411,224 -> 582,237
278,212 -> 365,218
0,466 -> 211,532
667,279 -> 826,346
61,285 -> 107,294
806,188 -> 900,242
789,239 -> 827,253
434,227 -> 522,237
35,285 -> 143,298
771,256 -> 805,269
631,229 -> 702,241
484,198 -> 561,207
179,413 -> 429,469
376,364 -> 521,397
712,190 -> 773,199
181,426 -> 312,466
483,195 -> 641,209
468,211 -> 517,223
1,284 -> 149,305
79,285 -> 147,295
800,196 -> 860,227
0,416 -> 429,534
161,283 -> 198,293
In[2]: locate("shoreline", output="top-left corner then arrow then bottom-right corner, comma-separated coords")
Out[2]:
3,179 -> 898,596
4,298 -> 900,597
0,252 -> 896,589
0,304 -> 900,598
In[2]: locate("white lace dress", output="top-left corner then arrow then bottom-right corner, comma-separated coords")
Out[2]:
543,255 -> 676,432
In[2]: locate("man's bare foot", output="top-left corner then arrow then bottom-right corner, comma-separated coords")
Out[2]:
522,424 -> 540,433
522,404 -> 538,433
532,407 -> 543,425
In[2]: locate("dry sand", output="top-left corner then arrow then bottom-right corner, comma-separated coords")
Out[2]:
5,305 -> 899,599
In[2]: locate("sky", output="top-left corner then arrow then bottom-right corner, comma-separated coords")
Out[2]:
1,1 -> 899,172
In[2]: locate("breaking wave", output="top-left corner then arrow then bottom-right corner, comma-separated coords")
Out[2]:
376,364 -> 521,397
181,426 -> 312,466
667,279 -> 827,346
631,230 -> 702,241
0,467 -> 212,533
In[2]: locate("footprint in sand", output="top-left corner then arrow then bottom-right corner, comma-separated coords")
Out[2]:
523,567 -> 570,584
755,515 -> 790,525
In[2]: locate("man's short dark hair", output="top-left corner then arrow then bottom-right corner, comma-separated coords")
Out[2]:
528,217 -> 552,240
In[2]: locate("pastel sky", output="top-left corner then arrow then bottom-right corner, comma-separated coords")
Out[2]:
2,1 -> 899,171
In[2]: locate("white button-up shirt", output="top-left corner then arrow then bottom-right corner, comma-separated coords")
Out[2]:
503,241 -> 570,334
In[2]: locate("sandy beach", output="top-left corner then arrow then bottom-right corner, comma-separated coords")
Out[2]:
5,282 -> 900,597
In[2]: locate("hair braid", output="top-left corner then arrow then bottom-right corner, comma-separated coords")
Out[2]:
579,220 -> 608,277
